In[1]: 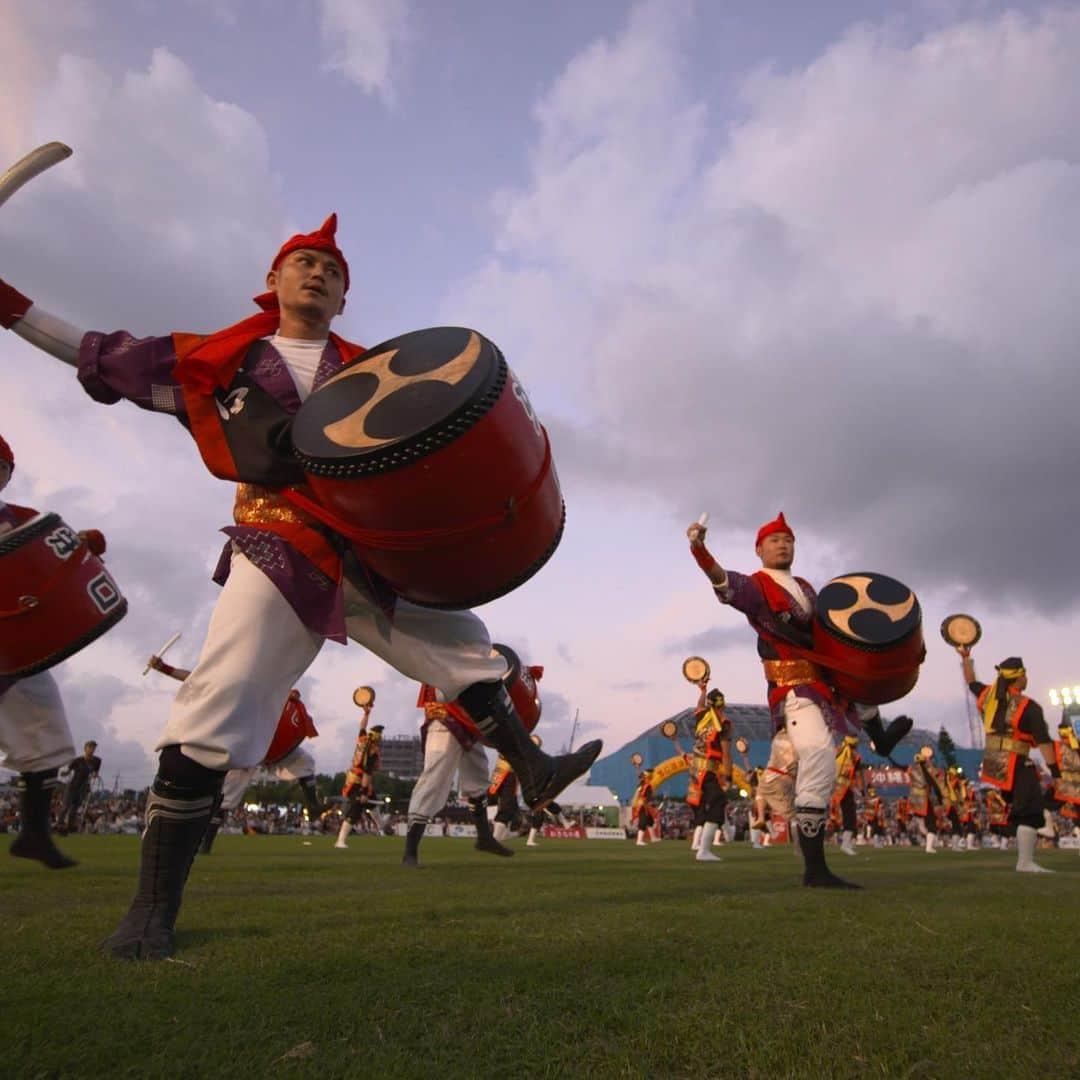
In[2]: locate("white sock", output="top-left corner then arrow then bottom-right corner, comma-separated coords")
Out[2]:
335,820 -> 350,847
696,823 -> 721,860
690,825 -> 703,851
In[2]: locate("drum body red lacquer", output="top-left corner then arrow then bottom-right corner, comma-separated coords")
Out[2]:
291,327 -> 564,609
0,512 -> 127,678
812,571 -> 924,705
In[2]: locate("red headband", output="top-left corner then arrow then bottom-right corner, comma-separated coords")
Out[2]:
270,213 -> 350,293
756,511 -> 793,546
0,435 -> 13,472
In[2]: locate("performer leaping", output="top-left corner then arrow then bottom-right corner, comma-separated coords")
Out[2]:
1,201 -> 601,959
686,511 -> 911,888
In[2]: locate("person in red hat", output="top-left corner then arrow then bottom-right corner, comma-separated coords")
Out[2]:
686,511 -> 911,888
0,434 -> 108,870
0,218 -> 601,960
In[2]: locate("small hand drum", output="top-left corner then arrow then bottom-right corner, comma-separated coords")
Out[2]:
353,686 -> 376,708
682,656 -> 710,683
660,720 -> 679,739
630,752 -> 643,767
735,737 -> 749,755
940,613 -> 981,649
530,733 -> 543,747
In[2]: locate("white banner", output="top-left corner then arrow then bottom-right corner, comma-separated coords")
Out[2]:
446,823 -> 478,838
585,827 -> 627,840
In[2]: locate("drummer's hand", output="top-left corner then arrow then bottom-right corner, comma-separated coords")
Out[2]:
687,522 -> 708,545
147,655 -> 164,672
955,644 -> 970,658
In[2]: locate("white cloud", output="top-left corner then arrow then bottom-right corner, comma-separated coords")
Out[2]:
444,3 -> 1080,615
318,0 -> 411,105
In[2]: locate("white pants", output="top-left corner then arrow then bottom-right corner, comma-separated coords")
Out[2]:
158,552 -> 507,771
408,720 -> 490,822
0,670 -> 75,773
783,692 -> 836,811
220,745 -> 317,811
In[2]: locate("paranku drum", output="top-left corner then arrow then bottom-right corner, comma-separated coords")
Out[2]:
291,327 -> 564,609
812,572 -> 924,705
352,686 -> 376,708
940,613 -> 981,649
0,512 -> 126,678
681,656 -> 710,684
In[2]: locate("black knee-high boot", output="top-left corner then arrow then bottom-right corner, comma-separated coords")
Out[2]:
102,746 -> 225,961
862,712 -> 913,759
796,806 -> 860,889
298,775 -> 324,822
470,796 -> 513,857
401,820 -> 426,868
456,681 -> 602,808
10,769 -> 76,869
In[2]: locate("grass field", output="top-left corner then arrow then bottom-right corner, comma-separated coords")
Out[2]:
2,834 -> 1078,1079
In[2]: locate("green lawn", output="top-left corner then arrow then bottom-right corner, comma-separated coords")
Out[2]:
2,835 -> 1077,1079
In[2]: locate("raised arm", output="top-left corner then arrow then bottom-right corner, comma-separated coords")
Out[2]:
686,519 -> 727,588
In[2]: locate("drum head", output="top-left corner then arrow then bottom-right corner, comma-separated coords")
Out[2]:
630,752 -> 643,767
682,656 -> 710,683
735,737 -> 749,754
940,613 -> 981,648
815,572 -> 921,651
353,686 -> 375,708
660,720 -> 679,739
292,327 -> 504,476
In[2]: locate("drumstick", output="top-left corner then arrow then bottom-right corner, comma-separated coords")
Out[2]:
697,512 -> 709,528
143,631 -> 181,676
0,142 -> 72,212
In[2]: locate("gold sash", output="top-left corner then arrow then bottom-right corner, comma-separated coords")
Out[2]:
763,659 -> 821,686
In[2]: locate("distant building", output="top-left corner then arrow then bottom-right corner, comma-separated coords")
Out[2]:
589,704 -> 978,804
378,735 -> 425,780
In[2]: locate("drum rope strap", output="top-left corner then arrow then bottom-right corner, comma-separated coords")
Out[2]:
0,539 -> 90,618
280,430 -> 554,552
754,624 -> 923,685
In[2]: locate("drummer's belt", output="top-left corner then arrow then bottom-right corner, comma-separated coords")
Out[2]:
984,734 -> 1030,756
692,754 -> 722,776
233,483 -> 321,527
763,659 -> 821,687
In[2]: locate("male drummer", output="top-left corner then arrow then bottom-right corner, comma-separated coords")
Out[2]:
403,683 -> 515,867
147,653 -> 323,853
0,434 -> 87,870
0,218 -> 601,959
956,647 -> 1059,872
686,511 -> 911,888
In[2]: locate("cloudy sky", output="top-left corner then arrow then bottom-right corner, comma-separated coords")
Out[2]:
2,0 -> 1078,789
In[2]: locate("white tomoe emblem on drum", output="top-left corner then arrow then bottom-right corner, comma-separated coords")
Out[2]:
510,372 -> 542,440
45,526 -> 80,560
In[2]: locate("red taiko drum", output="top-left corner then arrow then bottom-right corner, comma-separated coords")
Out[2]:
812,571 -> 925,705
0,512 -> 127,678
290,327 -> 564,609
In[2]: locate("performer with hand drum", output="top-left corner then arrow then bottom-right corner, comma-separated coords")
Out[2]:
0,140 -> 600,958
956,643 -> 1059,873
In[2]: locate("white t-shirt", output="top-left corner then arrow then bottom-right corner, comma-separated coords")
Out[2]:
270,334 -> 327,400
